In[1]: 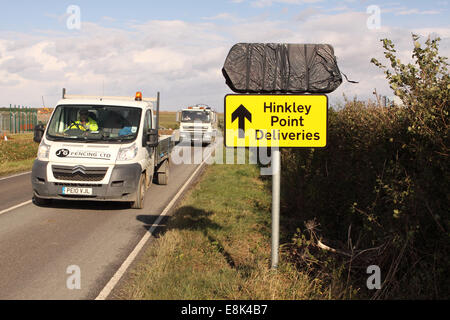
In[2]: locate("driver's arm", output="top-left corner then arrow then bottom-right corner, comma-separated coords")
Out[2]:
64,121 -> 84,132
64,122 -> 76,132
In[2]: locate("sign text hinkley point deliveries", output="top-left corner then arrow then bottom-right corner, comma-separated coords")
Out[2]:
225,94 -> 328,148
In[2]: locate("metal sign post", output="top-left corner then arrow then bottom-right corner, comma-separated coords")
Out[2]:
271,147 -> 280,269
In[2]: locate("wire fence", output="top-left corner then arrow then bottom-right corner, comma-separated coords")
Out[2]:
0,105 -> 38,135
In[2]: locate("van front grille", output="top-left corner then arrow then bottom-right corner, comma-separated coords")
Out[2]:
52,165 -> 107,182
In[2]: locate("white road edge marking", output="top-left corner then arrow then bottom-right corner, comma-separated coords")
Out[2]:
0,171 -> 31,181
95,144 -> 216,300
0,200 -> 33,216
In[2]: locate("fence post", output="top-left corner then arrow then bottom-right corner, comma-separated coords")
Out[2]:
13,107 -> 16,134
13,105 -> 16,134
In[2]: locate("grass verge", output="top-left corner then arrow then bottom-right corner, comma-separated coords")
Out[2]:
0,158 -> 35,177
0,133 -> 37,177
114,159 -> 328,300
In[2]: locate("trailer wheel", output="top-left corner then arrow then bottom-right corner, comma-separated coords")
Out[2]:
131,174 -> 145,209
156,160 -> 169,185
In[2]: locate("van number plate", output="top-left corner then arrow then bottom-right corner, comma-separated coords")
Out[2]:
62,187 -> 93,195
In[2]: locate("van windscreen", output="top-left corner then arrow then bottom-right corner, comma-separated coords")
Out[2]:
46,105 -> 142,143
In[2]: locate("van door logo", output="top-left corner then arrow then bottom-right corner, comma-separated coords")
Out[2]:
72,166 -> 86,175
56,149 -> 70,157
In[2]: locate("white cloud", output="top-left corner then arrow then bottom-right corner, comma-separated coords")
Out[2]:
0,11 -> 448,111
133,47 -> 187,72
294,7 -> 322,21
203,13 -> 234,20
251,0 -> 323,8
26,42 -> 67,72
396,8 -> 441,15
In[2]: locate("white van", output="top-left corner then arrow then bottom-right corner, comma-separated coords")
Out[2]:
32,90 -> 178,209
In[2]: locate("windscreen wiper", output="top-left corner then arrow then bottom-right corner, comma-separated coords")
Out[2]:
103,134 -> 136,142
66,136 -> 103,142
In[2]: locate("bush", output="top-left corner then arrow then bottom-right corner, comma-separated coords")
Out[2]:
282,35 -> 449,299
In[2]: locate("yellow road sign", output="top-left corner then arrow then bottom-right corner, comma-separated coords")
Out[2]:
225,94 -> 328,147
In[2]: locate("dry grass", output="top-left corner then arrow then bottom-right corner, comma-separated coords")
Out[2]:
158,111 -> 178,129
0,133 -> 37,177
114,155 -> 329,300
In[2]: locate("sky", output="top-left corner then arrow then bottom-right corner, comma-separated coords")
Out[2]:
0,0 -> 449,111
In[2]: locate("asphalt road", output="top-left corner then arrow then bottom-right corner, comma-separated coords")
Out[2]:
0,143 -> 214,299
0,172 -> 32,212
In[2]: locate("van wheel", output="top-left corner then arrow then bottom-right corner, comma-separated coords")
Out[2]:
156,160 -> 169,185
131,174 -> 145,209
33,195 -> 51,206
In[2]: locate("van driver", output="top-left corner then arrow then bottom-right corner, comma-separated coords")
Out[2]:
65,110 -> 98,132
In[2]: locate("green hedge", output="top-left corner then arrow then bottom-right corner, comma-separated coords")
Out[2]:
282,35 -> 449,299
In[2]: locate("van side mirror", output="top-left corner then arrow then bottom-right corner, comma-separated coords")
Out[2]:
176,112 -> 180,122
33,123 -> 45,143
146,129 -> 159,147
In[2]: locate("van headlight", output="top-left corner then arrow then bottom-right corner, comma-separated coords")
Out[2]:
117,143 -> 138,161
37,141 -> 51,161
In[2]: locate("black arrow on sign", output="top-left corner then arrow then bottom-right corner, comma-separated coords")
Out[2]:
231,104 -> 252,138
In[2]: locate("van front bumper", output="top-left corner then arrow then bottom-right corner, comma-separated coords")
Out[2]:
31,160 -> 142,202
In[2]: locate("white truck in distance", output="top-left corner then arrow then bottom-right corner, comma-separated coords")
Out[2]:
32,90 -> 178,209
177,105 -> 217,145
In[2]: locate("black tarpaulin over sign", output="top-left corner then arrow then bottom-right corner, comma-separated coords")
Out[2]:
222,43 -> 343,94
